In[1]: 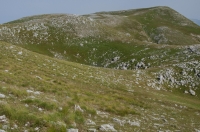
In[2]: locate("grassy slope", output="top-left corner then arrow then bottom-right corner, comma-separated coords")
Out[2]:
0,6 -> 200,131
0,41 -> 200,131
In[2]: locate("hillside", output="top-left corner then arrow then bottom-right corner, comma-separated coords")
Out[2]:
0,41 -> 200,131
0,6 -> 200,70
0,6 -> 200,131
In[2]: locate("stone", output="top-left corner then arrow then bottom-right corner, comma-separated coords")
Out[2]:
74,105 -> 84,112
158,74 -> 164,84
96,111 -> 109,118
67,128 -> 78,132
113,118 -> 126,126
86,119 -> 96,125
99,124 -> 117,131
0,115 -> 6,120
0,129 -> 6,132
189,89 -> 195,96
0,93 -> 5,98
184,90 -> 189,94
18,51 -> 23,55
35,127 -> 39,131
128,120 -> 140,127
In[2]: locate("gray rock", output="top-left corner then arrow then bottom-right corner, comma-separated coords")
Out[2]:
74,105 -> 83,112
67,128 -> 78,132
113,118 -> 126,126
99,124 -> 117,131
0,93 -> 5,98
86,119 -> 96,125
128,120 -> 140,127
0,129 -> 6,132
158,74 -> 164,84
0,115 -> 6,120
189,89 -> 196,96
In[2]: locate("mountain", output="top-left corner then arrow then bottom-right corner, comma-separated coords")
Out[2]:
191,19 -> 200,26
0,6 -> 200,131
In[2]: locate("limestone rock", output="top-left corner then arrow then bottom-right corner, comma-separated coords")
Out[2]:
74,105 -> 83,112
128,120 -> 140,127
67,128 -> 78,132
0,129 -> 6,132
189,89 -> 196,96
99,124 -> 117,131
0,93 -> 5,99
113,118 -> 126,126
0,115 -> 7,123
86,119 -> 96,125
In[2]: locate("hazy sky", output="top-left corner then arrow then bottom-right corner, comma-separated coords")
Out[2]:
0,0 -> 200,24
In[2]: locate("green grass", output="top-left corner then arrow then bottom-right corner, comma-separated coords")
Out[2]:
0,41 -> 199,131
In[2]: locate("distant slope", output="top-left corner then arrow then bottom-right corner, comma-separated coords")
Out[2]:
100,6 -> 200,44
0,6 -> 200,70
0,41 -> 200,131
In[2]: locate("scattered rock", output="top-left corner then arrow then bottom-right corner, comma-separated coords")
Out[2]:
27,90 -> 41,95
113,118 -> 126,126
97,111 -> 109,118
38,108 -> 43,111
67,128 -> 79,132
86,119 -> 96,125
99,124 -> 117,131
189,89 -> 196,96
0,93 -> 6,99
184,90 -> 189,94
158,74 -> 164,84
0,129 -> 6,132
18,51 -> 23,55
128,120 -> 140,127
2,125 -> 8,130
58,107 -> 63,111
195,129 -> 200,132
111,57 -> 120,63
35,127 -> 40,131
36,76 -> 42,80
25,122 -> 30,127
75,105 -> 84,112
0,115 -> 7,123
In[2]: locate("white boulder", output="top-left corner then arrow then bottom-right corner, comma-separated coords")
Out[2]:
0,93 -> 5,98
189,89 -> 195,96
